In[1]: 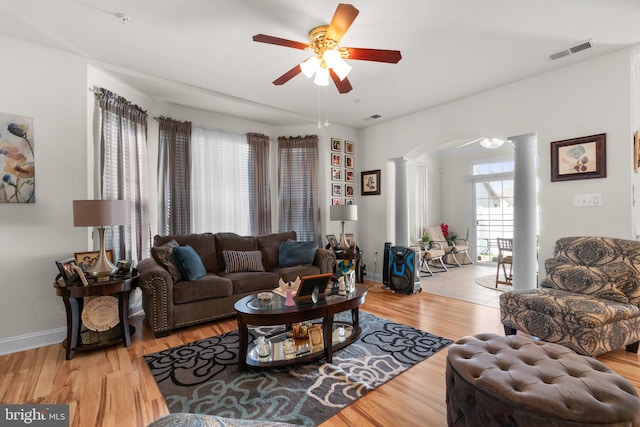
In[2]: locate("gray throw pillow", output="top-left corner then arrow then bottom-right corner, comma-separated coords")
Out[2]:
151,239 -> 182,282
172,245 -> 207,281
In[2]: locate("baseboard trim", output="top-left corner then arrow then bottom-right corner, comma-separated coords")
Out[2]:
1,300 -> 145,355
0,327 -> 67,356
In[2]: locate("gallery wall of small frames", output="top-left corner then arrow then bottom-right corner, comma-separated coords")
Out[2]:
330,138 -> 355,205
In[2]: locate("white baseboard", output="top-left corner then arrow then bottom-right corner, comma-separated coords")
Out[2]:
1,298 -> 145,355
0,327 -> 67,356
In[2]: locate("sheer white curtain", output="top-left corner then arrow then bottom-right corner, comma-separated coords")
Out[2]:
190,127 -> 251,234
408,161 -> 428,242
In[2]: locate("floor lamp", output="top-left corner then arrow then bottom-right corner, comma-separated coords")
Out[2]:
73,199 -> 130,279
330,204 -> 358,250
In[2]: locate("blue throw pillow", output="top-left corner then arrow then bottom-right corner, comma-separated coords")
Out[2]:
172,245 -> 206,281
279,241 -> 318,268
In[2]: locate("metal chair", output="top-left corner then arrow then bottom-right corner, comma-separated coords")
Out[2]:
419,242 -> 448,276
495,238 -> 513,287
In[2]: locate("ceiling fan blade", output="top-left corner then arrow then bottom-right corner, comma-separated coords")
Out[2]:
252,34 -> 308,51
325,4 -> 359,43
345,47 -> 402,63
329,69 -> 353,94
273,65 -> 302,86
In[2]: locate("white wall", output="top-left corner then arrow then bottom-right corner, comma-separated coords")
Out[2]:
0,36 -> 89,351
357,48 -> 633,279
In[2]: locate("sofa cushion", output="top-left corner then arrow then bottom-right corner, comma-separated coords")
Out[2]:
215,233 -> 258,271
223,250 -> 265,273
151,239 -> 182,282
278,241 -> 318,267
154,233 -> 218,272
221,271 -> 280,294
257,231 -> 297,270
173,273 -> 233,304
173,245 -> 207,281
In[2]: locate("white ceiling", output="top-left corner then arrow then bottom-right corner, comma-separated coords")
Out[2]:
1,0 -> 640,129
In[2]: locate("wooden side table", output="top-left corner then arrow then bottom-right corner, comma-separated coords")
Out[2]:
53,275 -> 139,360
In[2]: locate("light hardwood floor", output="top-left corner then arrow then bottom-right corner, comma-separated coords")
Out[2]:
2,270 -> 639,426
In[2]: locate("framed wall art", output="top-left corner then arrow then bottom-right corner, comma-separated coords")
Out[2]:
331,153 -> 342,167
332,183 -> 342,197
550,133 -> 606,182
345,155 -> 354,169
332,198 -> 343,205
345,170 -> 354,182
331,167 -> 342,181
0,112 -> 35,203
361,169 -> 381,195
634,131 -> 639,173
345,141 -> 354,154
331,138 -> 342,152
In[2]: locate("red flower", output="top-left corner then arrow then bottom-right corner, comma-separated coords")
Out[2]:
440,223 -> 449,238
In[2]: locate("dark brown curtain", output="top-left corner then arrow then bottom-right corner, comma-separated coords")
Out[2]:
248,132 -> 272,235
96,88 -> 151,261
158,117 -> 192,235
277,135 -> 320,243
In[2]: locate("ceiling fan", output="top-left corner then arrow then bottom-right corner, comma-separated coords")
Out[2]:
252,3 -> 402,94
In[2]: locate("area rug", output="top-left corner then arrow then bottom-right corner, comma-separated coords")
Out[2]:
144,311 -> 452,426
475,274 -> 513,291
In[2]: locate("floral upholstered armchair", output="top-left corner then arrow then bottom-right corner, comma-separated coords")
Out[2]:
499,236 -> 640,357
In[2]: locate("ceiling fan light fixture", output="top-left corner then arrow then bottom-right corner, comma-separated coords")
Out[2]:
479,138 -> 506,149
300,56 -> 320,78
314,66 -> 330,86
323,49 -> 351,80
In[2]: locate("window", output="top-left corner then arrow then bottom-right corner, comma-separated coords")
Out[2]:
277,135 -> 319,242
190,128 -> 252,235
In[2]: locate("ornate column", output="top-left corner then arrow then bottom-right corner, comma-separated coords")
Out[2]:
510,133 -> 538,290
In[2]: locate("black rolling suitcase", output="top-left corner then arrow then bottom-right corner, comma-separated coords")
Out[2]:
388,246 -> 422,294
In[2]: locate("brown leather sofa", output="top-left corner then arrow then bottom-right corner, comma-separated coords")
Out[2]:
138,231 -> 336,337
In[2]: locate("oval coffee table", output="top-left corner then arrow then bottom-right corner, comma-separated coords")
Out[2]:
234,283 -> 367,370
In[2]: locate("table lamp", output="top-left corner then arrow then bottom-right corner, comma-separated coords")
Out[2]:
73,199 -> 130,279
330,204 -> 358,250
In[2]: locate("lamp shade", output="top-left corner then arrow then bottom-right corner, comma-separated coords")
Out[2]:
330,204 -> 358,222
73,200 -> 130,227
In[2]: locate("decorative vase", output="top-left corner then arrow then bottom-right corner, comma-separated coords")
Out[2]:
285,288 -> 295,306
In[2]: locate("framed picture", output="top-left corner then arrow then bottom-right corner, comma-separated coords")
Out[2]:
345,184 -> 355,197
74,250 -> 114,271
345,198 -> 355,205
345,233 -> 355,248
634,131 -> 639,173
55,258 -> 79,282
308,325 -> 324,353
550,133 -> 606,182
331,167 -> 342,181
331,153 -> 342,167
345,170 -> 354,182
332,183 -> 342,197
345,141 -> 354,154
345,155 -> 354,169
361,169 -> 381,195
326,234 -> 338,248
332,198 -> 343,205
331,138 -> 342,152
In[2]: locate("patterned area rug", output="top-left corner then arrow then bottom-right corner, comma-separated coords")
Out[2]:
144,311 -> 452,426
475,274 -> 513,292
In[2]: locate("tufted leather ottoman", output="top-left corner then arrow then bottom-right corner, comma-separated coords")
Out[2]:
446,333 -> 640,427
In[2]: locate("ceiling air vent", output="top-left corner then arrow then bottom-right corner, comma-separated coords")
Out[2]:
549,38 -> 594,61
363,114 -> 382,121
